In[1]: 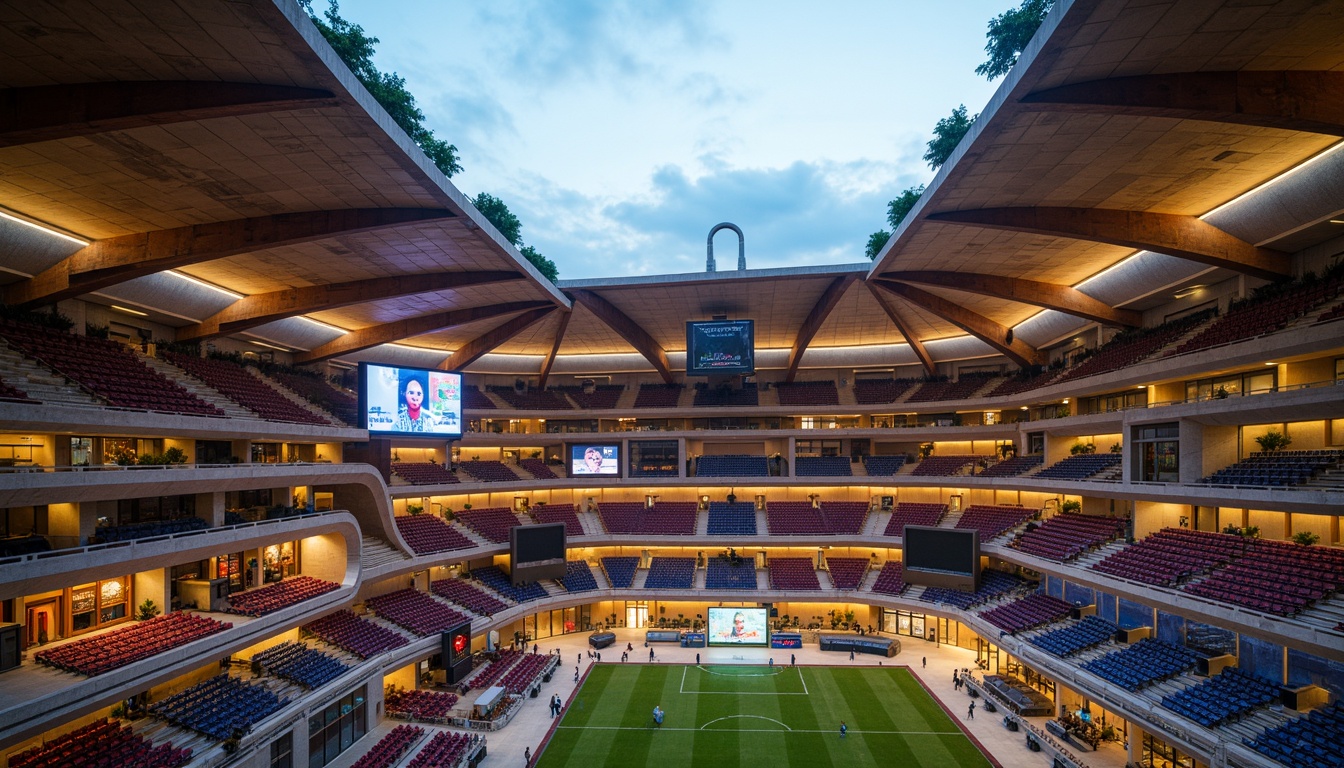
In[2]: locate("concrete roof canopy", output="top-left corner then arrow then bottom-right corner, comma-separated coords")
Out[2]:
0,0 -> 1341,377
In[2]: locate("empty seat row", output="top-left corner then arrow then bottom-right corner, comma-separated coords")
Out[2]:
302,610 -> 409,659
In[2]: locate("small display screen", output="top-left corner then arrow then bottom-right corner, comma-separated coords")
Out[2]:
687,320 -> 755,375
359,363 -> 462,436
571,445 -> 620,476
707,607 -> 768,646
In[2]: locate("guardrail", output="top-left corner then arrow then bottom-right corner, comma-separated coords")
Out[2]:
0,509 -> 341,567
0,461 -> 340,473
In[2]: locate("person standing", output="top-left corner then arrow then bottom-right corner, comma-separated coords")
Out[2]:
574,666 -> 579,682
791,653 -> 796,666
840,721 -> 847,738
967,701 -> 976,720
695,653 -> 700,665
524,746 -> 531,766
922,656 -> 927,669
849,649 -> 855,662
649,648 -> 655,662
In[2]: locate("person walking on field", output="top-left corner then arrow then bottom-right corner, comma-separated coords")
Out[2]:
840,721 -> 847,738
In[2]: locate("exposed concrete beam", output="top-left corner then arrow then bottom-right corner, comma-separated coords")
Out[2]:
177,270 -> 522,341
568,289 -> 674,384
784,274 -> 857,383
1020,71 -> 1344,137
924,207 -> 1290,281
0,81 -> 341,147
4,208 -> 456,309
293,301 -> 551,364
537,310 -> 572,389
873,280 -> 1045,368
864,282 -> 936,376
442,307 -> 557,371
878,270 -> 1141,327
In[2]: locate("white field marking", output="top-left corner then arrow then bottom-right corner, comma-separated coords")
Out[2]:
700,715 -> 791,731
694,665 -> 784,677
677,665 -> 808,695
555,726 -> 961,735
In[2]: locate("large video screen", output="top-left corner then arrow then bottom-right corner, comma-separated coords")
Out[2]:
511,522 -> 566,584
903,526 -> 980,591
708,606 -> 768,647
570,444 -> 620,476
359,362 -> 462,436
686,320 -> 755,375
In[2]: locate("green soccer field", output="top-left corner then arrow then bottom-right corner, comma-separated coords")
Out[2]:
536,664 -> 995,768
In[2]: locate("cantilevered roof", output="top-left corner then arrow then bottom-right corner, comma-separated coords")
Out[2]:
869,0 -> 1344,340
0,0 -> 1341,377
0,0 -> 567,355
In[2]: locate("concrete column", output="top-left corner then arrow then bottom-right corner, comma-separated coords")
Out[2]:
1128,724 -> 1144,765
198,492 -> 224,527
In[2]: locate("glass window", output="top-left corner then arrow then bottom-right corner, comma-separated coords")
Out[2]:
270,733 -> 293,768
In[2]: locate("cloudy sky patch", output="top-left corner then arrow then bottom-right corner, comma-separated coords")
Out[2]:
312,0 -> 1009,277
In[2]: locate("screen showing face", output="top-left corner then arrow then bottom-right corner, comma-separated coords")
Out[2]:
707,607 -> 768,646
361,363 -> 462,436
570,445 -> 619,476
686,320 -> 755,375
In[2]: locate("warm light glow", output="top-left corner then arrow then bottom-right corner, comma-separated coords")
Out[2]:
300,316 -> 350,334
111,305 -> 149,317
249,340 -> 290,352
164,270 -> 245,299
0,209 -> 89,246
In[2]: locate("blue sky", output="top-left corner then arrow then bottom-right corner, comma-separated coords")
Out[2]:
319,1 -> 1010,278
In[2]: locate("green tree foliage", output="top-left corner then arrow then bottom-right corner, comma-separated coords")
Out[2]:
300,1 -> 462,177
472,193 -> 523,246
887,184 -> 926,230
521,245 -> 559,283
471,192 -> 559,282
976,0 -> 1055,80
924,105 -> 977,170
864,230 -> 891,261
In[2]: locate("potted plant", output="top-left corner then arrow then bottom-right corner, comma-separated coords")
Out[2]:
1292,531 -> 1321,546
1061,500 -> 1081,513
137,599 -> 160,621
406,503 -> 424,516
1254,430 -> 1292,453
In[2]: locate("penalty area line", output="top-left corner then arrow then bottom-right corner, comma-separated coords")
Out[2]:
555,726 -> 962,735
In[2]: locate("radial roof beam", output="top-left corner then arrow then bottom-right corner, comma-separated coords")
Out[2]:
864,282 -> 936,376
874,280 -> 1045,368
1019,71 -> 1344,138
4,208 -> 456,309
0,81 -> 341,147
537,310 -> 572,388
568,289 -> 674,384
878,270 -> 1141,327
783,274 -> 857,383
177,270 -> 523,341
442,306 -> 558,371
293,300 -> 551,364
924,207 -> 1290,281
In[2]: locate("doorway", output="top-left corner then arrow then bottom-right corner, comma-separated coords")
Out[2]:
625,602 -> 649,628
26,599 -> 59,645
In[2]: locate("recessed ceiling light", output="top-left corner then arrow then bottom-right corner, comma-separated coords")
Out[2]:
111,305 -> 148,317
0,209 -> 89,246
1137,385 -> 1146,390
1329,219 -> 1344,225
1266,362 -> 1276,366
1173,285 -> 1205,299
